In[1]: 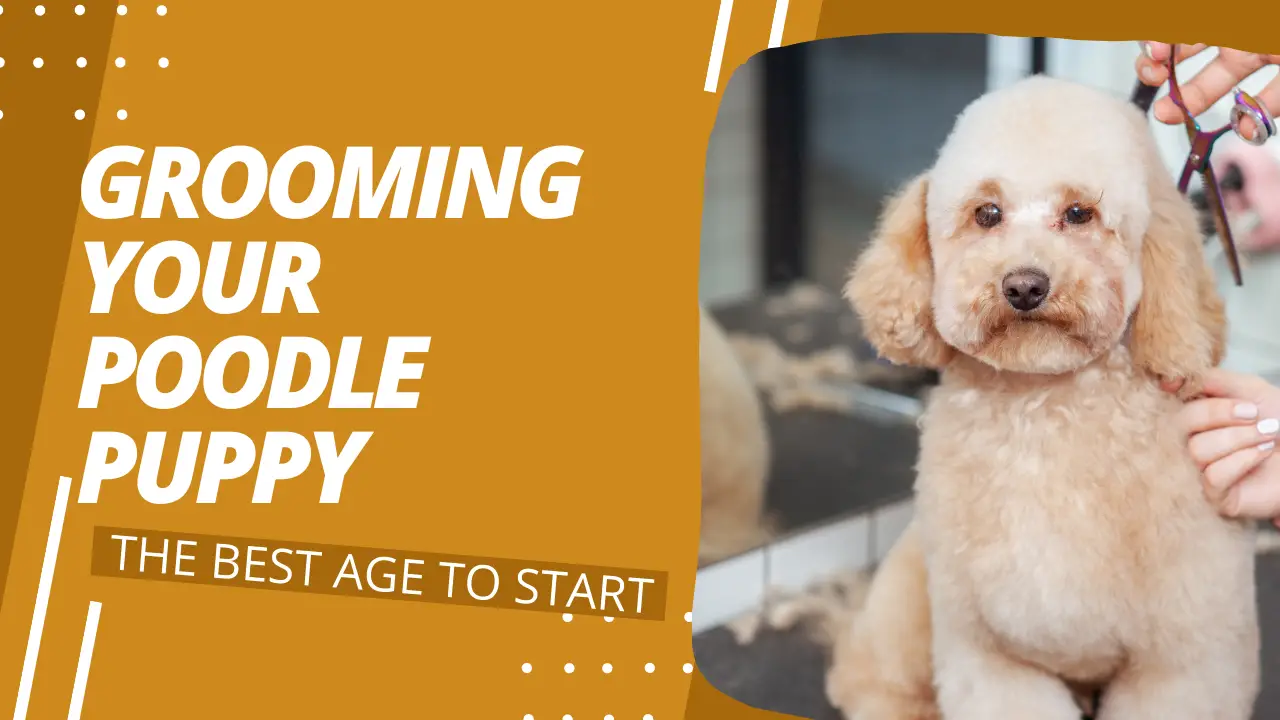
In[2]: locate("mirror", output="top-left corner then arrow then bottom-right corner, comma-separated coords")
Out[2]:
698,34 -> 987,566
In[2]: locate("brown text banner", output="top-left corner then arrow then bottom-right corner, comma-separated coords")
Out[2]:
90,526 -> 667,620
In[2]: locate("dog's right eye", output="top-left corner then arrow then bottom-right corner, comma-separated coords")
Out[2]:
975,203 -> 1002,229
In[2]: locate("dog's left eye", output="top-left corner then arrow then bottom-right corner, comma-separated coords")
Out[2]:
1064,203 -> 1095,225
975,203 -> 1002,228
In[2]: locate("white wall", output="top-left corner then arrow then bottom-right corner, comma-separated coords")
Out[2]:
1045,39 -> 1140,97
987,36 -> 1031,91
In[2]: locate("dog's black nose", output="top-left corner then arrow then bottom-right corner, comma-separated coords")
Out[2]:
1002,269 -> 1050,312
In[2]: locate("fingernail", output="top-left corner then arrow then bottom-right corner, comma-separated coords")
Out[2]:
1235,403 -> 1260,419
1138,41 -> 1154,59
1259,418 -> 1280,435
1141,66 -> 1159,83
1260,441 -> 1277,452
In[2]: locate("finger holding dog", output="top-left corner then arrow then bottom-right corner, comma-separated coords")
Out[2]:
1197,439 -> 1274,510
1177,395 -> 1264,436
1193,421 -> 1275,510
1200,366 -> 1278,402
1175,368 -> 1280,519
1188,421 -> 1277,469
1222,459 -> 1280,521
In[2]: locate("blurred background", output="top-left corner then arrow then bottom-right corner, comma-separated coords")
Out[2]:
694,33 -> 1280,720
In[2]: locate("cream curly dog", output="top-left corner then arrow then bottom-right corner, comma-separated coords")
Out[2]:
826,76 -> 1260,720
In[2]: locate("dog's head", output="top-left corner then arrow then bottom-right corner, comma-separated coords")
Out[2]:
847,76 -> 1225,384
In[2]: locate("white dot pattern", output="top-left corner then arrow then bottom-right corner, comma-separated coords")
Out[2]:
521,663 -> 531,674
563,663 -> 574,674
116,4 -> 126,14
156,3 -> 166,14
644,662 -> 655,673
32,58 -> 44,69
74,4 -> 84,14
76,57 -> 86,68
74,109 -> 85,120
116,109 -> 127,120
158,57 -> 169,68
114,57 -> 125,68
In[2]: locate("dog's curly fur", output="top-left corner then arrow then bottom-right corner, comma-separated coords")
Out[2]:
826,76 -> 1259,720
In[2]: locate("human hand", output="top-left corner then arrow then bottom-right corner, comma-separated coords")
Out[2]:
1173,368 -> 1280,524
1134,43 -> 1280,141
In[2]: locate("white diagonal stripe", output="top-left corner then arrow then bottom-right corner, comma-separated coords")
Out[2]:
768,0 -> 789,48
703,0 -> 734,93
67,601 -> 102,720
12,476 -> 73,720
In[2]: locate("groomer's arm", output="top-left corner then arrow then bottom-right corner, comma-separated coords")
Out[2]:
1171,369 -> 1280,525
1134,42 -> 1280,140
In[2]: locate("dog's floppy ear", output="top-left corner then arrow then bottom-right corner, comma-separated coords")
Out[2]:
1129,176 -> 1227,394
845,174 -> 953,368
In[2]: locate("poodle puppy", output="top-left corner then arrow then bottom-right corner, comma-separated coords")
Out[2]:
699,304 -> 772,563
827,76 -> 1259,720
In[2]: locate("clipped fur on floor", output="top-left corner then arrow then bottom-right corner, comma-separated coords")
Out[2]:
724,568 -> 873,648
728,333 -> 929,414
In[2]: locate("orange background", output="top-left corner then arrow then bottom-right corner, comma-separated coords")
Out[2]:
0,1 -> 1276,719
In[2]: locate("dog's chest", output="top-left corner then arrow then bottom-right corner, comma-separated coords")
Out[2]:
916,368 -> 1216,677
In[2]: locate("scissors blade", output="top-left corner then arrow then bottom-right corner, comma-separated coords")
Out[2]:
1176,113 -> 1203,193
1177,160 -> 1197,194
1201,163 -> 1244,286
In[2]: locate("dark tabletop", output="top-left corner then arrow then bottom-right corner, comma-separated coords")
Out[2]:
696,549 -> 1280,720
